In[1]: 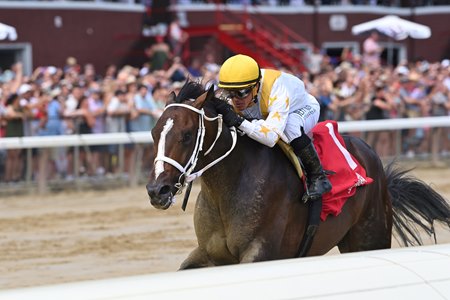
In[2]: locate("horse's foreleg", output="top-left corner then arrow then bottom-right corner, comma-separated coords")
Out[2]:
179,247 -> 214,270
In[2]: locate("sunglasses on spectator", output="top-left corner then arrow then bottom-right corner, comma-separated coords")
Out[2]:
227,86 -> 254,99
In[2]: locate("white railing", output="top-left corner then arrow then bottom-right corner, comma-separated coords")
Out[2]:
1,116 -> 449,150
0,132 -> 153,150
0,243 -> 449,300
338,116 -> 450,133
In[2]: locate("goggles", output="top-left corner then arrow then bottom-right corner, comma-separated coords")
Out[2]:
227,86 -> 254,99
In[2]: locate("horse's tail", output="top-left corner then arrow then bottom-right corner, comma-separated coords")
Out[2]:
386,162 -> 450,246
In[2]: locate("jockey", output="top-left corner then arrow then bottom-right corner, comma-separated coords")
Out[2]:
215,54 -> 332,201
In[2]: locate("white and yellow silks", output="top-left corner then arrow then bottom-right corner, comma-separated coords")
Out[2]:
236,69 -> 311,179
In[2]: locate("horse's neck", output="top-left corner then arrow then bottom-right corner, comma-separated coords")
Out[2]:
201,128 -> 301,185
199,128 -> 247,184
200,131 -> 275,195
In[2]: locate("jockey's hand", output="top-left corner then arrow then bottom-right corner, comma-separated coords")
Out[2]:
213,99 -> 245,127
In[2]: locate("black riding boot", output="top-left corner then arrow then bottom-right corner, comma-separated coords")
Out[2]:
291,134 -> 332,202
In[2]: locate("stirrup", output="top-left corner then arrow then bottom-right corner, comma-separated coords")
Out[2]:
302,193 -> 322,203
302,176 -> 331,203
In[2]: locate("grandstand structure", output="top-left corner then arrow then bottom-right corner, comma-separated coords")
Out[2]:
0,1 -> 449,75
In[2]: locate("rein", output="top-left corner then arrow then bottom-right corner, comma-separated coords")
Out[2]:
154,102 -> 238,197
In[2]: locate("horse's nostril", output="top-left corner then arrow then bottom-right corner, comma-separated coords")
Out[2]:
146,183 -> 172,198
159,185 -> 171,196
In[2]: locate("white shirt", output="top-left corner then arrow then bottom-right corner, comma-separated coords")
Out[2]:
238,69 -> 318,147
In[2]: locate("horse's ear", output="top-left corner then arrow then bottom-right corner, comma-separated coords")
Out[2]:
192,86 -> 212,109
193,85 -> 214,109
192,92 -> 207,109
205,85 -> 215,101
166,91 -> 176,106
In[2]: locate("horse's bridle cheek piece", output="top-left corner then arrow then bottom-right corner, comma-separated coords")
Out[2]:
153,103 -> 238,196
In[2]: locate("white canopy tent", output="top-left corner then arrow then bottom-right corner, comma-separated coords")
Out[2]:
0,22 -> 17,41
352,15 -> 431,64
351,15 -> 431,41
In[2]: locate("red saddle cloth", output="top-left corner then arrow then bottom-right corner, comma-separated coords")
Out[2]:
312,121 -> 373,221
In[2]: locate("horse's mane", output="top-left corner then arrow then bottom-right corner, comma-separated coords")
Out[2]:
175,80 -> 219,115
175,80 -> 206,103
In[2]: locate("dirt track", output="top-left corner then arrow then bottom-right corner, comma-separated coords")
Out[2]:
1,167 -> 450,290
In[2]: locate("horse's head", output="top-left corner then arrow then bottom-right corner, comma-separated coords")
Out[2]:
146,81 -> 218,209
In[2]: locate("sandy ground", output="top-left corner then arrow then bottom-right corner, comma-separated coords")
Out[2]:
1,166 -> 450,290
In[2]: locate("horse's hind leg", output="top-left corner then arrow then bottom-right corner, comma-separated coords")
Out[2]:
337,187 -> 392,253
338,135 -> 393,253
179,247 -> 214,270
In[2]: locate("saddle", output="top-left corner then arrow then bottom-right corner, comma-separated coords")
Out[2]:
278,121 -> 373,221
277,141 -> 303,179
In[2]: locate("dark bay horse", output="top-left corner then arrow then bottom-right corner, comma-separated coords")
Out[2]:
146,81 -> 450,269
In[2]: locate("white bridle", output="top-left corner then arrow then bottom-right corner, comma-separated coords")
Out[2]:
154,103 -> 237,194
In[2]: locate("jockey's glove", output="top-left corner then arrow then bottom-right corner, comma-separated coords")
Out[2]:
213,99 -> 245,127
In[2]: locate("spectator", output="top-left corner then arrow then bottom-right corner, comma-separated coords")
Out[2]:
365,84 -> 394,156
104,64 -> 118,81
165,56 -> 189,83
40,66 -> 62,92
18,83 -> 42,179
88,88 -> 106,176
81,63 -> 99,89
333,70 -> 361,121
130,84 -> 159,132
0,94 -> 6,138
311,71 -> 336,121
201,57 -> 220,90
305,48 -> 324,76
362,31 -> 383,68
9,62 -> 24,95
146,36 -> 171,72
37,89 -> 64,180
105,89 -> 132,174
399,73 -> 427,157
152,85 -> 169,115
74,95 -> 96,175
18,83 -> 39,137
64,56 -> 80,74
39,89 -> 63,137
64,84 -> 85,134
187,57 -> 203,78
4,93 -> 27,182
129,83 -> 159,179
429,78 -> 449,117
168,16 -> 188,57
428,77 -> 450,164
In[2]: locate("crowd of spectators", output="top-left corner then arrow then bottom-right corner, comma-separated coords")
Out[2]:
302,50 -> 450,160
0,37 -> 449,183
0,42 -> 221,183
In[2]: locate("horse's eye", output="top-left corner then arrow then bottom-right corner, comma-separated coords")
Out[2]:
181,132 -> 193,145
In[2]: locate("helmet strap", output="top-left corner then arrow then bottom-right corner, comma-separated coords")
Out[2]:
252,82 -> 261,103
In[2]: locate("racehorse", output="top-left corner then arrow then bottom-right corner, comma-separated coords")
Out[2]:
146,80 -> 450,269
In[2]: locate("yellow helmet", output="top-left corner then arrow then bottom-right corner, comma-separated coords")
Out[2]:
218,54 -> 261,89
